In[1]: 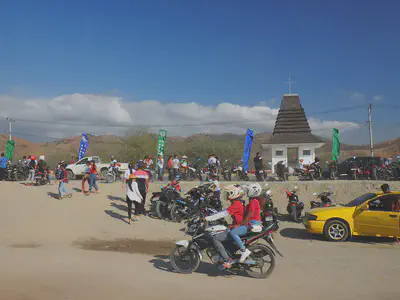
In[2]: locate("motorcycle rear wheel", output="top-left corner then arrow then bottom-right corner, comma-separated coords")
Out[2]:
244,244 -> 275,279
156,201 -> 169,220
170,246 -> 200,274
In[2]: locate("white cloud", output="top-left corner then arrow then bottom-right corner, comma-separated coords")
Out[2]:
0,93 -> 359,140
373,94 -> 384,102
349,92 -> 366,103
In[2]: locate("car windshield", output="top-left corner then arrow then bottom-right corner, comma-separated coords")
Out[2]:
345,193 -> 377,207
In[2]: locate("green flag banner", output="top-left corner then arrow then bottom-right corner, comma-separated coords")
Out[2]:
5,140 -> 15,161
157,129 -> 167,156
332,128 -> 340,161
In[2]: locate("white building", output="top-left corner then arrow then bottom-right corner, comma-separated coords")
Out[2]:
262,94 -> 325,173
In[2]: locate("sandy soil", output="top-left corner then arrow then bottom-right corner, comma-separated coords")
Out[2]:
0,179 -> 400,300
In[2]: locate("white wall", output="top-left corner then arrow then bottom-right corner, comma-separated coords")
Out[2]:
298,145 -> 315,167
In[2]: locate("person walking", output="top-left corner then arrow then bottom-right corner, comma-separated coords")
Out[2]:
125,173 -> 143,224
81,161 -> 91,194
0,153 -> 8,181
157,155 -> 164,181
134,162 -> 149,215
88,160 -> 100,194
58,165 -> 72,199
122,163 -> 136,189
172,155 -> 180,179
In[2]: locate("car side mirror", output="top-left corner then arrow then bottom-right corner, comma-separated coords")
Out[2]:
360,204 -> 369,211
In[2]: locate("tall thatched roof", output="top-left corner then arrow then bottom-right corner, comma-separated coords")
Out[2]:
267,94 -> 323,144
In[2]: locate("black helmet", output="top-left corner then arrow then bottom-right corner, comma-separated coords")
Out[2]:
381,184 -> 390,193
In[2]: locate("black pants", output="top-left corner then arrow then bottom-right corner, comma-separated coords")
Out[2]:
0,168 -> 5,181
126,196 -> 134,220
138,189 -> 147,215
168,168 -> 174,181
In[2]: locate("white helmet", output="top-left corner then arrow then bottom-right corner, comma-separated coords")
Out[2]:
224,184 -> 244,200
246,182 -> 262,198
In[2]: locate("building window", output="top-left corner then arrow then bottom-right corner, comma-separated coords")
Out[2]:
303,149 -> 311,156
275,150 -> 284,156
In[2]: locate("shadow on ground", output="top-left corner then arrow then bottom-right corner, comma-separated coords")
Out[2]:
47,192 -> 59,200
110,202 -> 128,213
107,195 -> 125,202
104,210 -> 129,224
279,228 -> 317,240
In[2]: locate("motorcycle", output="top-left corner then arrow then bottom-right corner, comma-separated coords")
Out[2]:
35,169 -> 49,185
106,165 -> 121,183
255,168 -> 266,181
231,164 -> 249,181
222,162 -> 232,181
181,165 -> 198,181
310,190 -> 335,209
170,214 -> 282,278
150,180 -> 182,219
206,164 -> 220,181
262,189 -> 279,229
328,161 -> 339,180
304,162 -> 322,180
275,161 -> 288,181
285,187 -> 304,222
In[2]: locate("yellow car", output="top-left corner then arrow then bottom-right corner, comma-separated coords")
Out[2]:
303,192 -> 400,241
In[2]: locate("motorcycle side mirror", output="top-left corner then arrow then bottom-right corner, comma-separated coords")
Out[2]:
313,192 -> 318,196
359,204 -> 369,211
294,186 -> 298,190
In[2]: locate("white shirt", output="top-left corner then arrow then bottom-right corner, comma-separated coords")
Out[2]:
172,158 -> 180,169
208,157 -> 217,165
124,169 -> 136,180
126,181 -> 143,203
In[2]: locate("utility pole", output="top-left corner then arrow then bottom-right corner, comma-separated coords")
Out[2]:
6,118 -> 15,141
368,104 -> 374,157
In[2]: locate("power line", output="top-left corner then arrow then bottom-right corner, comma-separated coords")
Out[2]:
7,105 -> 366,129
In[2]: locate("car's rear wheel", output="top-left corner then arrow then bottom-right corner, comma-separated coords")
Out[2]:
324,219 -> 349,242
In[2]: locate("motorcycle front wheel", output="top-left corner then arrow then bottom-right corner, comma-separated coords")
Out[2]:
170,246 -> 200,274
170,204 -> 184,223
244,244 -> 275,279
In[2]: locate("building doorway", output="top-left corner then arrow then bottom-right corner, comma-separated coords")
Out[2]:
287,148 -> 299,170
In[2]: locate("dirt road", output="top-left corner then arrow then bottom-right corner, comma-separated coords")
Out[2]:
0,180 -> 399,300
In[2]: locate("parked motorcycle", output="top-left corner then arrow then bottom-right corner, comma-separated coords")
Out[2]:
328,161 -> 339,180
262,189 -> 279,229
275,161 -> 288,181
285,187 -> 304,222
310,190 -> 334,209
35,169 -> 49,185
222,161 -> 232,181
255,168 -> 266,181
150,180 -> 182,219
170,214 -> 282,278
106,165 -> 121,183
231,164 -> 249,181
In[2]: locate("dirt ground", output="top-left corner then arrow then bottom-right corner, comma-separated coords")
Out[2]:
0,179 -> 400,300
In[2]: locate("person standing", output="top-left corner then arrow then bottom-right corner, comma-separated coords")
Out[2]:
125,173 -> 143,224
134,162 -> 149,215
81,161 -> 91,194
157,155 -> 164,181
122,163 -> 136,189
88,160 -> 99,194
0,153 -> 8,181
172,155 -> 180,179
69,156 -> 75,164
58,165 -> 72,199
167,156 -> 173,181
27,156 -> 36,184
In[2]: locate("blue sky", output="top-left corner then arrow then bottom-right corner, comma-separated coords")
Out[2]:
0,0 -> 399,143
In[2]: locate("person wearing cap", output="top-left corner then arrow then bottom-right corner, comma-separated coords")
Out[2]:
126,173 -> 143,223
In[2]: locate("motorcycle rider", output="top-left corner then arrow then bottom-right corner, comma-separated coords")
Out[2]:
381,183 -> 391,194
229,182 -> 263,263
205,184 -> 245,269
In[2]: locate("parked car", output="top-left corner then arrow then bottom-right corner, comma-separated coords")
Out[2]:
336,156 -> 384,180
66,156 -> 128,179
303,192 -> 400,241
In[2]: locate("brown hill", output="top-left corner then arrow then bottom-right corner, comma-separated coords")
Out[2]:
1,134 -> 399,168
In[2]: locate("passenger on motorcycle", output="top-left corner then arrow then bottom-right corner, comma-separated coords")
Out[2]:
205,184 -> 245,269
229,182 -> 263,263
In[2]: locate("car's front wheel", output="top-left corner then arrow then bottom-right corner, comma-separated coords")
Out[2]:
324,219 -> 349,242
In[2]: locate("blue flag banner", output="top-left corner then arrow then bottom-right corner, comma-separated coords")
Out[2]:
242,128 -> 254,172
78,133 -> 89,160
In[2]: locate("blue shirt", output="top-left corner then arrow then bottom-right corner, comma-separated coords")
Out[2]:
0,157 -> 8,169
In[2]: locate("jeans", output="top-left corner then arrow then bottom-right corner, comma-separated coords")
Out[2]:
230,220 -> 262,250
157,168 -> 164,181
58,181 -> 70,197
27,169 -> 35,182
89,174 -> 99,191
0,168 -> 5,181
